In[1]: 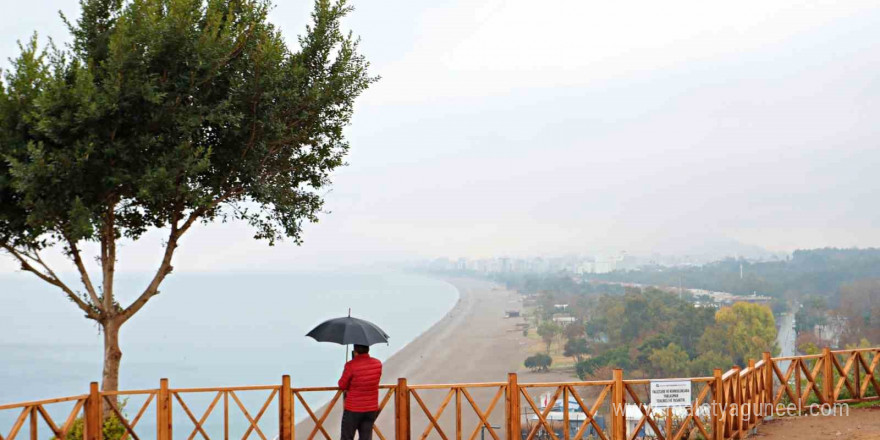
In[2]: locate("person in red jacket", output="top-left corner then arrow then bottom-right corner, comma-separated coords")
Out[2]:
338,344 -> 383,440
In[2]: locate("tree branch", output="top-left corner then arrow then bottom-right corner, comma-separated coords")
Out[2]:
63,233 -> 103,310
119,189 -> 243,323
0,243 -> 100,320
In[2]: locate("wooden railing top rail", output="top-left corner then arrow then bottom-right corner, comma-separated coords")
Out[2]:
407,382 -> 506,390
100,389 -> 156,396
0,394 -> 88,411
831,347 -> 879,353
624,377 -> 713,385
518,380 -> 612,388
721,369 -> 738,381
774,354 -> 823,361
169,384 -> 280,393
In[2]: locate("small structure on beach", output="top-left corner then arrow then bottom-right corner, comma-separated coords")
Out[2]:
505,310 -> 521,318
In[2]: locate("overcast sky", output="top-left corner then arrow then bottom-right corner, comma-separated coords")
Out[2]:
1,0 -> 879,273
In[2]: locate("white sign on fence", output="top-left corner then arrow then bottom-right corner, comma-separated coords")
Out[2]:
650,380 -> 692,408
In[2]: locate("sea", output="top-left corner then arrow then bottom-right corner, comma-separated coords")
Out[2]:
0,271 -> 459,437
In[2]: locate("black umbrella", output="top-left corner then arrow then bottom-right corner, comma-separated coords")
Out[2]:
306,314 -> 390,347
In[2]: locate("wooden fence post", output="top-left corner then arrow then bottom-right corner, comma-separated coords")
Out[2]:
712,369 -> 722,440
157,378 -> 172,440
280,375 -> 293,440
612,369 -> 625,440
395,378 -> 410,440
733,367 -> 742,438
85,382 -> 102,440
822,348 -> 833,404
748,359 -> 758,428
762,352 -> 772,408
507,373 -> 520,440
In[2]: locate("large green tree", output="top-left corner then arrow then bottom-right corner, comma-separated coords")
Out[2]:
698,302 -> 778,365
0,0 -> 374,393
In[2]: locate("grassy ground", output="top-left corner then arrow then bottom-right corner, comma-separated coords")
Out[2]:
521,319 -> 580,372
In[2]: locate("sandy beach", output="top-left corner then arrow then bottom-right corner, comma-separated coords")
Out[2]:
296,276 -> 551,439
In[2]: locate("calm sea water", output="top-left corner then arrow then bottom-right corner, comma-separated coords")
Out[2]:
0,271 -> 458,436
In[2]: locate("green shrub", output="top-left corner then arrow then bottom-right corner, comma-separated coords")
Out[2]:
55,401 -> 128,440
524,353 -> 552,371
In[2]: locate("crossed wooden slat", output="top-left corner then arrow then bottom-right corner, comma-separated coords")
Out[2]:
623,384 -> 663,440
832,352 -> 859,400
168,389 -> 276,440
2,399 -> 86,440
668,382 -> 711,440
411,388 -> 455,440
409,386 -> 504,440
520,386 -> 562,440
231,390 -> 277,440
796,358 -> 826,406
460,386 -> 503,440
175,392 -> 222,440
858,351 -> 880,398
105,394 -> 157,440
772,359 -> 799,406
296,389 -> 343,440
566,384 -> 610,440
119,394 -> 155,440
371,388 -> 397,440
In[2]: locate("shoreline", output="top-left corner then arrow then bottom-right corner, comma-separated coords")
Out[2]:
375,273 -> 466,373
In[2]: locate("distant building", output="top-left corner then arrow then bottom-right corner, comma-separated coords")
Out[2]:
505,310 -> 521,318
552,315 -> 577,325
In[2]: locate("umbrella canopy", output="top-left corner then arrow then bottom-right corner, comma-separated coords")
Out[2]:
306,316 -> 390,346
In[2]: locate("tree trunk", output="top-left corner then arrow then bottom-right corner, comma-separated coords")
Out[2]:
101,317 -> 123,416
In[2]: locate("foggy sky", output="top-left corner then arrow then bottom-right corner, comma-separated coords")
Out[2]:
1,0 -> 879,273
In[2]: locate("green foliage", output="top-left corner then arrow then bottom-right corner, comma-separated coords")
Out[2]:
56,401 -> 128,440
524,353 -> 552,371
795,295 -> 828,334
591,288 -> 715,354
1,0 -> 376,249
62,414 -> 127,440
594,248 -> 880,299
648,343 -> 689,377
799,342 -> 820,355
688,351 -> 733,377
0,0 -> 375,387
537,321 -> 561,351
578,288 -> 774,377
699,302 -> 778,365
575,345 -> 632,379
563,337 -> 589,362
494,273 -> 625,296
635,334 -> 673,370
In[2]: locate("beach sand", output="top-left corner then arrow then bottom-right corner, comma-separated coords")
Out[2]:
296,276 -> 559,440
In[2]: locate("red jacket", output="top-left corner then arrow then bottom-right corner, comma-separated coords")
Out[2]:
337,354 -> 383,412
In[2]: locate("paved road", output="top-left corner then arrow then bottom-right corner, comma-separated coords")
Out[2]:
776,311 -> 796,373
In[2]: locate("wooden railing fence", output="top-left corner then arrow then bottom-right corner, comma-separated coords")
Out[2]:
1,347 -> 877,440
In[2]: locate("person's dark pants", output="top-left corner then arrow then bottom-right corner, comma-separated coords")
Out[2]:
340,409 -> 378,440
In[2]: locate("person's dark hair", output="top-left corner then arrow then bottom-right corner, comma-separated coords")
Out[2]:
353,344 -> 369,355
